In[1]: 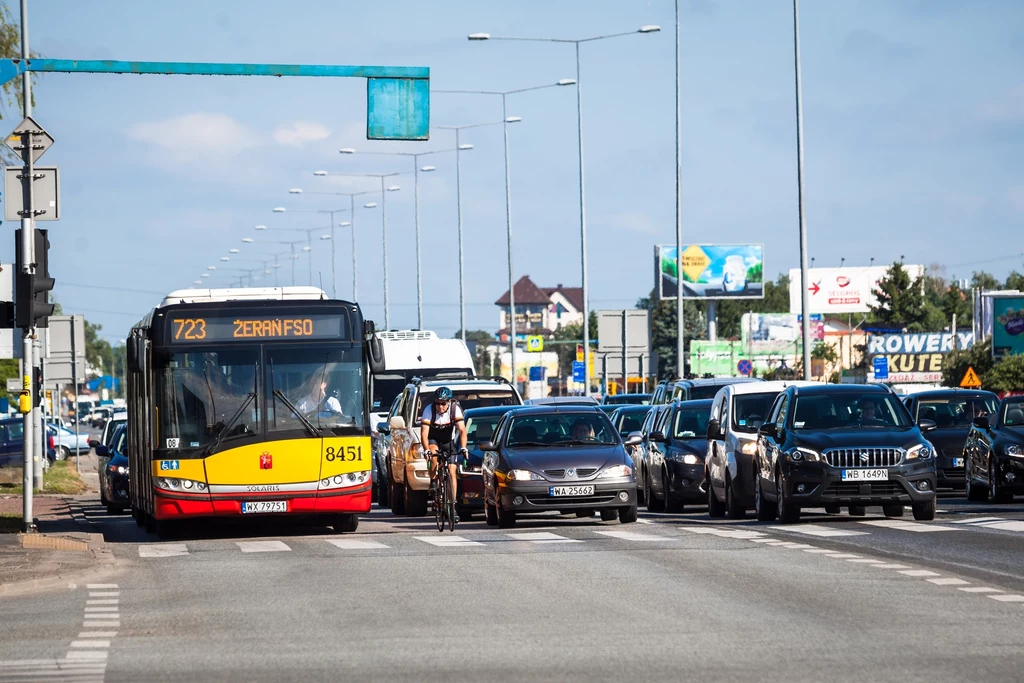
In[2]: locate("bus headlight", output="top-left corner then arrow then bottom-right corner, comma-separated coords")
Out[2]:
318,471 -> 370,490
157,477 -> 206,492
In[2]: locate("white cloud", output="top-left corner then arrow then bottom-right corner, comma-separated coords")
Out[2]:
126,113 -> 258,164
978,85 -> 1024,122
272,121 -> 332,147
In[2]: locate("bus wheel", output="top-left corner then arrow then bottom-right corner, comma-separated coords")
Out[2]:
144,512 -> 157,534
333,514 -> 359,533
134,508 -> 144,527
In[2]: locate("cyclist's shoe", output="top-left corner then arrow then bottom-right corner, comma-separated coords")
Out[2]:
454,512 -> 461,523
429,480 -> 437,495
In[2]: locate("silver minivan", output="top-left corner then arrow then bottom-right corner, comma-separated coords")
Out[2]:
705,381 -> 815,518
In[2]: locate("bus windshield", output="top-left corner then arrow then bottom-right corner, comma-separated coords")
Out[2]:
267,344 -> 366,435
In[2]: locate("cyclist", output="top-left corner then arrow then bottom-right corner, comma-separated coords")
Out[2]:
420,387 -> 468,518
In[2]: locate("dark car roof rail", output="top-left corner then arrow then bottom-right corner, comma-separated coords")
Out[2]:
477,376 -> 514,387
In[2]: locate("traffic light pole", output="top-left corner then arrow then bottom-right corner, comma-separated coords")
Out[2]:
19,0 -> 37,531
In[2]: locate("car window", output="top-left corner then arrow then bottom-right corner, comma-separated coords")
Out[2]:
732,392 -> 778,434
673,405 -> 710,438
617,409 -> 648,436
792,393 -> 912,430
466,415 -> 501,446
1003,401 -> 1024,426
506,413 -> 616,446
719,397 -> 729,434
774,395 -> 790,432
689,385 -> 721,400
416,389 -> 518,421
6,422 -> 23,441
919,397 -> 998,428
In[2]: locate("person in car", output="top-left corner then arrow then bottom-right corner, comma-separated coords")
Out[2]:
571,420 -> 597,442
858,398 -> 886,426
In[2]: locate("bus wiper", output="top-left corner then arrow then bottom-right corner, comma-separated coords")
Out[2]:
203,392 -> 256,456
273,389 -> 322,438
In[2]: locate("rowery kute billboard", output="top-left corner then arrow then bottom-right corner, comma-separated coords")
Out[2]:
655,244 -> 764,300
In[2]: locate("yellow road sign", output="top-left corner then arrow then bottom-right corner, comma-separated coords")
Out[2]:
681,245 -> 711,283
526,335 -> 544,352
960,366 -> 982,389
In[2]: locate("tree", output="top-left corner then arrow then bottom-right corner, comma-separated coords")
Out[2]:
971,271 -> 1001,291
984,355 -> 1024,393
1005,271 -> 1024,292
870,261 -> 930,331
941,282 -> 971,327
83,319 -> 114,376
941,337 -> 994,388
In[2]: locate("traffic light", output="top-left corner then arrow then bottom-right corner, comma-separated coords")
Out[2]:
14,228 -> 55,329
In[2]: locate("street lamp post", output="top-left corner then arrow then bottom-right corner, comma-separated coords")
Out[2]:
469,25 -> 660,392
264,215 -> 332,288
793,0 -> 812,380
284,190 -> 349,298
436,81 -> 572,386
434,120 -> 505,343
305,181 -> 382,301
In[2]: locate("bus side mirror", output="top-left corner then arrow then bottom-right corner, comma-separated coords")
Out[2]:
127,334 -> 144,373
367,334 -> 385,374
364,320 -> 375,336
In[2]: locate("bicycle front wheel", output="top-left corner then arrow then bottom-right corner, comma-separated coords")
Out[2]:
445,467 -> 457,532
433,474 -> 445,533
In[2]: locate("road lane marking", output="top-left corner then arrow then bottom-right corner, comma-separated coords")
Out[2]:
870,564 -> 911,569
594,530 -> 674,542
803,549 -> 842,554
84,621 -> 120,629
414,535 -> 484,547
847,558 -> 880,563
770,524 -> 869,537
65,651 -> 108,660
77,632 -> 117,638
950,517 -> 1003,524
506,532 -> 582,544
84,607 -> 119,613
138,543 -> 188,557
88,591 -> 119,597
898,569 -> 940,577
778,542 -> 814,549
86,599 -> 119,605
826,554 -> 862,559
69,640 -> 111,648
988,594 -> 1024,602
678,526 -> 766,540
237,541 -> 291,553
927,578 -> 970,586
975,520 -> 1024,532
858,520 -> 955,533
325,538 -> 390,550
959,587 -> 1003,593
87,584 -> 118,589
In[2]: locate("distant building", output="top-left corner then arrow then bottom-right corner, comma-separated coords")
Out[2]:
495,276 -> 583,341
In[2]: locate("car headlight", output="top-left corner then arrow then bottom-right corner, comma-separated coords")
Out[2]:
597,464 -> 633,479
670,453 -> 701,465
1005,444 -> 1024,457
458,463 -> 483,475
739,441 -> 758,455
507,469 -> 544,481
906,444 -> 933,460
787,447 -> 821,462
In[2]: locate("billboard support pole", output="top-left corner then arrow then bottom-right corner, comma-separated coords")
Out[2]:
674,0 -> 685,381
793,0 -> 812,381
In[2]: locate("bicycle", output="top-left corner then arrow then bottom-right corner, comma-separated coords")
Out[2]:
431,445 -> 458,532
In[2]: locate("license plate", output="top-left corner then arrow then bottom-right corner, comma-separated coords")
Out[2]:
952,458 -> 964,468
841,469 -> 888,482
241,500 -> 288,514
549,485 -> 595,497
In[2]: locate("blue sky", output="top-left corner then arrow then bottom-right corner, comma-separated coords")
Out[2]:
6,0 -> 1023,343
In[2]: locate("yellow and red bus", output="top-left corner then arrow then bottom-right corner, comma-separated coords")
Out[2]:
126,287 -> 382,537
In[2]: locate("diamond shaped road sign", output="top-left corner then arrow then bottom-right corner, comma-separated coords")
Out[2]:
681,245 -> 712,283
5,115 -> 53,162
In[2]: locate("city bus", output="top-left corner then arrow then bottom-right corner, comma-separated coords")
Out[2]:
125,287 -> 383,537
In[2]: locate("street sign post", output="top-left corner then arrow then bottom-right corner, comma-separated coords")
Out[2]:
737,359 -> 753,376
5,115 -> 53,162
873,356 -> 889,381
572,361 -> 585,385
960,366 -> 982,389
526,335 -> 543,352
4,166 -> 59,221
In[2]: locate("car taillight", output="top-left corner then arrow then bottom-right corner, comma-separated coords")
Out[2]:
48,435 -> 55,449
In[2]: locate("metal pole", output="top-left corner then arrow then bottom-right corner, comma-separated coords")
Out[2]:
290,243 -> 296,286
273,254 -> 279,287
675,0 -> 685,380
575,42 -> 591,396
71,315 -> 79,474
413,159 -> 423,329
329,210 -> 337,298
793,0 -> 812,381
20,0 -> 35,530
381,177 -> 390,330
38,334 -> 46,483
502,94 -> 517,387
455,129 -> 466,343
350,195 -> 358,300
306,230 -> 313,286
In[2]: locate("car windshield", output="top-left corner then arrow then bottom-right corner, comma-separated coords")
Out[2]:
674,407 -> 710,439
792,393 -> 912,430
918,396 -> 998,427
605,394 -> 650,405
1003,401 -> 1024,427
466,416 -> 501,447
506,413 -> 617,446
372,368 -> 472,413
732,392 -> 778,433
416,389 -> 518,419
615,409 -> 650,436
689,385 -> 722,400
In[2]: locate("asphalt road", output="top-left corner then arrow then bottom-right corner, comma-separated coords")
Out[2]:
3,495 -> 1024,682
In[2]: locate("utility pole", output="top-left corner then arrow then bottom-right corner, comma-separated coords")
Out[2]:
19,0 -> 35,530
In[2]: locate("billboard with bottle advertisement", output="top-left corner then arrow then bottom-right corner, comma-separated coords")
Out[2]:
655,244 -> 764,300
992,296 -> 1024,359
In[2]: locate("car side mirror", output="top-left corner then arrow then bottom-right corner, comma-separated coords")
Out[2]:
649,430 -> 667,443
624,431 -> 643,447
918,418 -> 937,433
479,440 -> 497,452
759,423 -> 778,439
88,439 -> 99,449
973,416 -> 989,430
376,422 -> 390,435
95,445 -> 110,458
389,415 -> 406,430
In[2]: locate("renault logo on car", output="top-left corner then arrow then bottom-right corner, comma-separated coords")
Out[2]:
566,468 -> 575,478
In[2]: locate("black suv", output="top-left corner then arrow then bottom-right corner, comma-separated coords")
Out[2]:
754,384 -> 938,523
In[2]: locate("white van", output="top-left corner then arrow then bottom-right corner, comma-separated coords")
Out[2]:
370,331 -> 475,429
705,380 -> 816,518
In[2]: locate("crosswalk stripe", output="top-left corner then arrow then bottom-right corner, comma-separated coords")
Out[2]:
83,622 -> 119,629
325,538 -> 390,550
974,520 -> 1024,532
927,578 -> 970,586
86,584 -> 118,589
858,520 -> 955,533
950,516 -> 1004,524
988,594 -> 1024,602
237,541 -> 291,553
69,641 -> 111,649
506,532 -> 581,544
958,587 -> 1003,593
138,543 -> 188,558
870,564 -> 911,569
678,526 -> 766,540
414,535 -> 484,547
770,524 -> 868,537
594,530 -> 674,542
898,569 -> 940,577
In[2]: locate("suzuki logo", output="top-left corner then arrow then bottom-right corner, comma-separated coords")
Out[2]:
859,452 -> 870,463
260,452 -> 273,470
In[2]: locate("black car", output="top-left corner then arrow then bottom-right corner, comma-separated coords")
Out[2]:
96,423 -> 130,514
0,417 -> 56,471
903,389 -> 999,490
754,384 -> 938,523
459,405 -> 518,520
669,377 -> 762,402
642,399 -> 713,513
480,406 -> 640,527
964,396 -> 1024,503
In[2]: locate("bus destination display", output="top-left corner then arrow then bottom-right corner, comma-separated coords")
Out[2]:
168,314 -> 345,343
